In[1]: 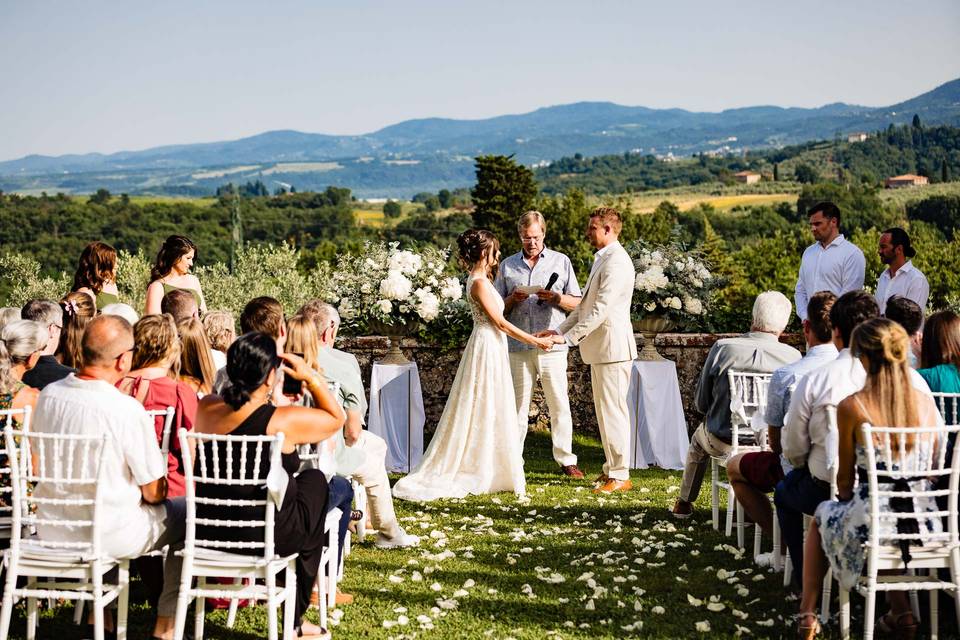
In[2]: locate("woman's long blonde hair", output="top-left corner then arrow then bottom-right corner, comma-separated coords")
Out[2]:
285,315 -> 319,371
851,317 -> 920,448
176,317 -> 216,395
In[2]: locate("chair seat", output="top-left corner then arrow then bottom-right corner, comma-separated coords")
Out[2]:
866,542 -> 960,569
8,541 -> 119,566
177,546 -> 298,569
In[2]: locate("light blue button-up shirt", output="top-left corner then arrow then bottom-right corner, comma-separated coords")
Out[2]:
494,247 -> 581,352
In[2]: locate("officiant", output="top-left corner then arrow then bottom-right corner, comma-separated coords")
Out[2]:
494,211 -> 584,478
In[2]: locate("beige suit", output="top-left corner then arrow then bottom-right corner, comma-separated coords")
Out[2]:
558,241 -> 637,480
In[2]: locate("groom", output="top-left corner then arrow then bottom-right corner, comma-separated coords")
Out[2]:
539,206 -> 637,494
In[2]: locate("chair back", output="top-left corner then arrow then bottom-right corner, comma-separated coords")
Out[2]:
296,381 -> 340,474
146,406 -> 176,456
931,392 -> 960,426
179,428 -> 286,560
727,370 -> 772,448
0,407 -> 31,525
860,423 -> 960,555
3,425 -> 108,556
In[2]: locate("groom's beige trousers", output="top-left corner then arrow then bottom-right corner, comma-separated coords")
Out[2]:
509,349 -> 577,467
591,360 -> 632,481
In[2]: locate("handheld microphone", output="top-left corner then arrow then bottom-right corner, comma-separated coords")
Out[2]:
537,272 -> 560,306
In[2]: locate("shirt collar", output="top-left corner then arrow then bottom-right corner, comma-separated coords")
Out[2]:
744,331 -> 779,342
837,348 -> 853,360
806,343 -> 839,358
821,234 -> 846,250
595,241 -> 620,260
887,260 -> 915,278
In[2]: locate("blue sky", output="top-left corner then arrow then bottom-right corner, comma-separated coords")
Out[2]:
1,0 -> 958,161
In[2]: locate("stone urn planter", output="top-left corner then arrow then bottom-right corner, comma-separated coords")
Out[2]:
367,318 -> 420,365
632,316 -> 676,361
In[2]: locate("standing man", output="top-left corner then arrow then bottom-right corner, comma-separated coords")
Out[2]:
494,211 -> 584,478
875,227 -> 929,315
539,206 -> 637,494
794,201 -> 865,321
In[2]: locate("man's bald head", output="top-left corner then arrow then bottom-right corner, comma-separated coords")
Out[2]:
81,314 -> 134,368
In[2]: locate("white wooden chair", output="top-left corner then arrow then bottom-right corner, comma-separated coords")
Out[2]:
933,392 -> 960,426
0,426 -> 129,640
711,371 -> 771,534
0,407 -> 31,541
173,428 -> 298,640
839,423 -> 960,640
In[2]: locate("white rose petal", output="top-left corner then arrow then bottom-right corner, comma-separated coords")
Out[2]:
695,621 -> 711,633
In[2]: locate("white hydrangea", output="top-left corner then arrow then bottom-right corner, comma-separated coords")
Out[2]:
380,270 -> 413,300
388,250 -> 422,275
635,266 -> 669,293
414,289 -> 440,321
376,299 -> 392,314
684,296 -> 704,315
644,301 -> 657,312
440,277 -> 463,301
338,299 -> 358,320
673,261 -> 686,271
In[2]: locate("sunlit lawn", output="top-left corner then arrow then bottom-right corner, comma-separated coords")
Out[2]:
8,431 -> 956,638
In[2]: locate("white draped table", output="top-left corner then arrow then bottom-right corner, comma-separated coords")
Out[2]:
628,359 -> 689,470
367,361 -> 425,473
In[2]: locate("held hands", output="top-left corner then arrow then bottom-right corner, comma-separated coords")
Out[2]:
533,336 -> 555,352
534,329 -> 566,346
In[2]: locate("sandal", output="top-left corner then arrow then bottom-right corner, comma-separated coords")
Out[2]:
876,611 -> 917,640
295,623 -> 330,639
797,612 -> 821,640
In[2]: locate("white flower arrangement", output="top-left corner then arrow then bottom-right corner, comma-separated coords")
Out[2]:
326,242 -> 465,331
625,241 -> 717,329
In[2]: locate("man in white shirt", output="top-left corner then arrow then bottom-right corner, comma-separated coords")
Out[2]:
774,290 -> 933,585
32,315 -> 185,639
794,201 -> 865,321
876,227 -> 929,315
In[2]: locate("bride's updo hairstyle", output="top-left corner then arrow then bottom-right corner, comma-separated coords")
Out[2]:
222,331 -> 280,410
851,317 -> 919,442
457,229 -> 500,271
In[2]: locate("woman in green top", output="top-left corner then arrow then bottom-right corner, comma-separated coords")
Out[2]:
145,235 -> 206,316
72,241 -> 120,311
918,310 -> 960,396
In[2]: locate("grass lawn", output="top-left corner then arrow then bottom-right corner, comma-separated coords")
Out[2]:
7,431 -> 950,639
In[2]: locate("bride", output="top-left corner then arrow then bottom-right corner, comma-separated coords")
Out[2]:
392,229 -> 554,501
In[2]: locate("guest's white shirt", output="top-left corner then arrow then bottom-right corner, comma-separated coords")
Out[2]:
875,260 -> 929,315
782,349 -> 933,483
794,235 -> 865,320
32,374 -> 167,559
210,348 -> 227,371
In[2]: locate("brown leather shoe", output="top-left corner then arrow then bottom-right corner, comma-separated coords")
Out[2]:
593,473 -> 609,486
593,479 -> 632,494
671,499 -> 694,519
561,464 -> 585,479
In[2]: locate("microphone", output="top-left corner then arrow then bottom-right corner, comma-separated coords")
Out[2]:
537,272 -> 560,306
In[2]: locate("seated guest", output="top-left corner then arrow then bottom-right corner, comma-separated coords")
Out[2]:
726,292 -> 838,549
918,310 -> 960,399
101,302 -> 140,326
672,291 -> 802,518
0,319 -> 46,415
194,332 -> 344,639
796,318 -> 942,638
21,299 -> 74,389
884,295 -> 923,367
160,288 -> 199,323
118,314 -> 197,497
55,292 -> 96,369
32,315 -> 185,639
145,235 -> 205,316
298,301 -> 421,549
0,308 -> 21,331
72,241 -> 120,310
175,317 -> 217,396
202,310 -> 235,370
213,297 -> 287,395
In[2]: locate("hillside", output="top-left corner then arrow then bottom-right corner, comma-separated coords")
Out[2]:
1,78 -> 958,198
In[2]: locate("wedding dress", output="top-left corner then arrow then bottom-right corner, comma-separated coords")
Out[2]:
392,274 -> 526,501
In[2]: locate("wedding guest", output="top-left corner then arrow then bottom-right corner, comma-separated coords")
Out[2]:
72,241 -> 120,310
794,201 -> 865,321
213,296 -> 286,395
796,318 -> 941,639
297,301 -> 422,549
32,315 -> 185,639
202,310 -> 235,370
0,308 -> 22,331
20,299 -> 74,389
160,288 -> 199,322
176,317 -> 217,396
918,310 -> 960,397
194,331 -> 344,639
100,302 -> 140,326
494,210 -> 583,478
56,291 -> 97,369
0,319 -> 46,415
725,292 -> 838,550
672,291 -> 801,518
884,295 -> 923,367
145,235 -> 205,316
876,227 -> 928,315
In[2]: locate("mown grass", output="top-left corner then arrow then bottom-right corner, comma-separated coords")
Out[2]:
8,431 -> 957,639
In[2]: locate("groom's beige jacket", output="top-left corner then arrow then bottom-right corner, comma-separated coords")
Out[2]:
558,241 -> 637,365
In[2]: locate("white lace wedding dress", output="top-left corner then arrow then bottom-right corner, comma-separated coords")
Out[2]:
392,275 -> 526,501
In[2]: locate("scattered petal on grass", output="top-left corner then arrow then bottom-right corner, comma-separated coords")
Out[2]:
687,594 -> 703,607
430,582 -> 442,592
695,620 -> 711,632
707,602 -> 726,612
651,606 -> 666,614
756,619 -> 775,627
